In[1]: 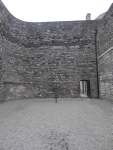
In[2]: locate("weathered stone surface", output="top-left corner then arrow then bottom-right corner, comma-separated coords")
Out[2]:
1,0 -> 113,101
97,4 -> 113,100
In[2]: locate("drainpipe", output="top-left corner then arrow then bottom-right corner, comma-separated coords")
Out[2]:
95,28 -> 100,98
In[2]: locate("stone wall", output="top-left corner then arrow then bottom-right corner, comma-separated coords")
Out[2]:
0,0 -> 98,100
97,4 -> 113,100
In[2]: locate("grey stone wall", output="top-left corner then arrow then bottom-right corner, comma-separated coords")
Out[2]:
0,0 -> 98,101
98,50 -> 113,99
97,4 -> 113,100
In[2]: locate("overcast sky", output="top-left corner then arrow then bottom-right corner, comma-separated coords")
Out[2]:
2,0 -> 113,22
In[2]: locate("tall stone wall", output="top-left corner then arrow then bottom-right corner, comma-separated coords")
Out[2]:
0,0 -> 98,101
97,4 -> 113,100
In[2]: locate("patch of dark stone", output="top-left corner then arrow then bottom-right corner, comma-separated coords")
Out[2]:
43,131 -> 71,150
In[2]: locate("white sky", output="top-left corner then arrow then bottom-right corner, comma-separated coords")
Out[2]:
2,0 -> 113,22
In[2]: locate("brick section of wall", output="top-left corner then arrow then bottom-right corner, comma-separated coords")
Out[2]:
97,4 -> 113,100
0,0 -> 98,101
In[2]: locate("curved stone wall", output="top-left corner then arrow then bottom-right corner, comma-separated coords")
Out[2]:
0,0 -> 99,100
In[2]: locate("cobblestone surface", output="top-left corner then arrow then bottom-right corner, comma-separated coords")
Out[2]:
0,99 -> 112,150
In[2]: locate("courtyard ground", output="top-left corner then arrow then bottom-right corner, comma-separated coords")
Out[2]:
0,98 -> 112,150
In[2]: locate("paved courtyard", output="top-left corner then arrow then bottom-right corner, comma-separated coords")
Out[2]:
0,98 -> 112,150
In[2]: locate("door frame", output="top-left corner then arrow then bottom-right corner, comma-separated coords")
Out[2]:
80,80 -> 90,98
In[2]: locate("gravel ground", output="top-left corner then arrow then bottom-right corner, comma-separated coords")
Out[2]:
0,98 -> 112,150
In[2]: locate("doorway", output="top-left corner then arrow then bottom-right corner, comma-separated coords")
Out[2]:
80,80 -> 90,97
